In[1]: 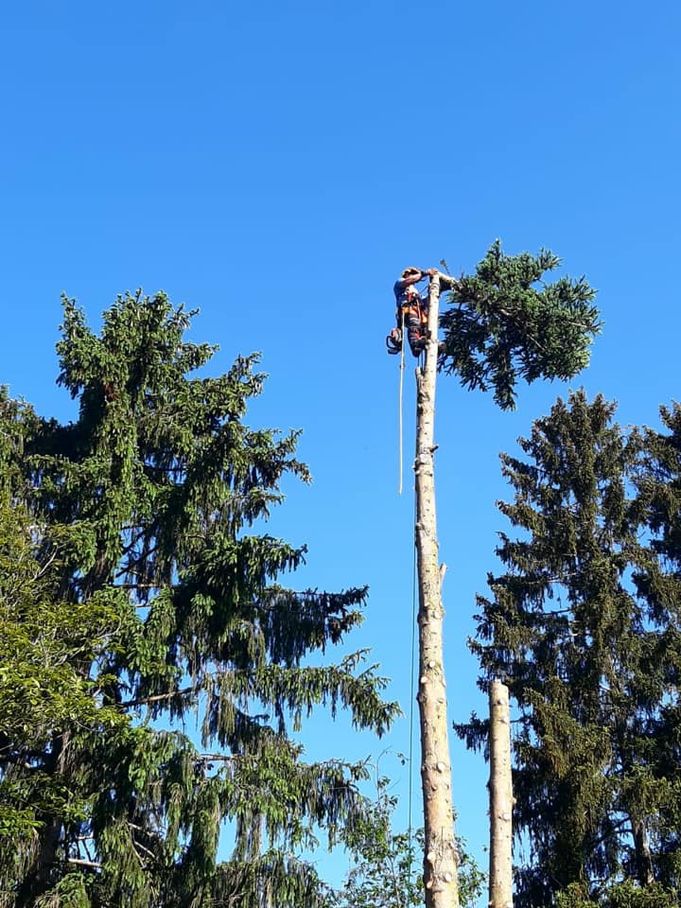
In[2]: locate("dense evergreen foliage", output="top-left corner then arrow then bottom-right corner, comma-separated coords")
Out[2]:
634,404 -> 681,890
439,241 -> 600,409
459,391 -> 681,906
0,294 -> 399,907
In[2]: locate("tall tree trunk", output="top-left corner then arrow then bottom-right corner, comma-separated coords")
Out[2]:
489,680 -> 513,908
17,733 -> 69,906
414,273 -> 459,908
632,818 -> 655,887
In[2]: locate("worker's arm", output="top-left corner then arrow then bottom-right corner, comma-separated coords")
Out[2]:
399,270 -> 431,290
394,278 -> 413,294
394,269 -> 437,298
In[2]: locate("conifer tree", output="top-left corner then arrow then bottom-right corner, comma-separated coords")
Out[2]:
0,293 -> 399,907
0,391 -> 130,898
633,403 -> 681,891
460,392 -> 680,906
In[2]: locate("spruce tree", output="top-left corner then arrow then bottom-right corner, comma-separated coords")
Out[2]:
0,391 -> 131,898
633,403 -> 681,891
460,391 -> 680,906
0,292 -> 399,907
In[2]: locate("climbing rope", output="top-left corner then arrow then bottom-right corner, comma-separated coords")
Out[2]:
407,398 -> 418,864
407,488 -> 418,858
398,309 -> 406,494
397,270 -> 442,864
393,283 -> 428,857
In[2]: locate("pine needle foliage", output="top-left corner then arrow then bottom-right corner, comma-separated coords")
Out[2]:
458,391 -> 681,906
632,403 -> 681,892
438,241 -> 600,410
0,292 -> 399,907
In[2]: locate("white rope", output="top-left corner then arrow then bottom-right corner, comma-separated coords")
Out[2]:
398,308 -> 406,495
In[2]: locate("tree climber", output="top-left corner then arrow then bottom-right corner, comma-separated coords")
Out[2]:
386,267 -> 437,356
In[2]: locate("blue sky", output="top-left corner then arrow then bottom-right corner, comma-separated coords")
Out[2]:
2,0 -> 681,896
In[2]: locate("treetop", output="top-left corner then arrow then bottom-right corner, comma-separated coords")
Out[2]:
439,240 -> 601,410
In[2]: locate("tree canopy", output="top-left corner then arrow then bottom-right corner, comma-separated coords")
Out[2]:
0,293 -> 399,907
459,391 -> 681,906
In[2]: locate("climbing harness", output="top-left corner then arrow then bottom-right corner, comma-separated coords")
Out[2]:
387,305 -> 428,358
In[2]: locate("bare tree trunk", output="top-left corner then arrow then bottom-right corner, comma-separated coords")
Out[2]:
414,273 -> 459,908
489,681 -> 513,908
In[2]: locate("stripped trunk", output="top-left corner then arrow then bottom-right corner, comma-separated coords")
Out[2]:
414,273 -> 459,908
489,680 -> 513,908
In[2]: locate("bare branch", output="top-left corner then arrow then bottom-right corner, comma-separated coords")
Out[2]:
67,857 -> 102,870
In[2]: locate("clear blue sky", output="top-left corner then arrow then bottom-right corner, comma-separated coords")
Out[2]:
2,0 -> 680,897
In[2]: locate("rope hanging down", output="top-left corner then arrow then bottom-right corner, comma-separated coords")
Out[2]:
398,308 -> 406,494
407,450 -> 418,860
392,271 -> 432,861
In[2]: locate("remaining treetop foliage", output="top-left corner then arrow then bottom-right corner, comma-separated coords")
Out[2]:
439,241 -> 601,410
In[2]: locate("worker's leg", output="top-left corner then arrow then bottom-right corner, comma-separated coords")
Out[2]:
406,308 -> 426,356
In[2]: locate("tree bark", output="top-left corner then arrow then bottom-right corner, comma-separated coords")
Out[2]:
489,681 -> 513,908
17,733 -> 69,906
632,818 -> 655,887
414,273 -> 459,908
